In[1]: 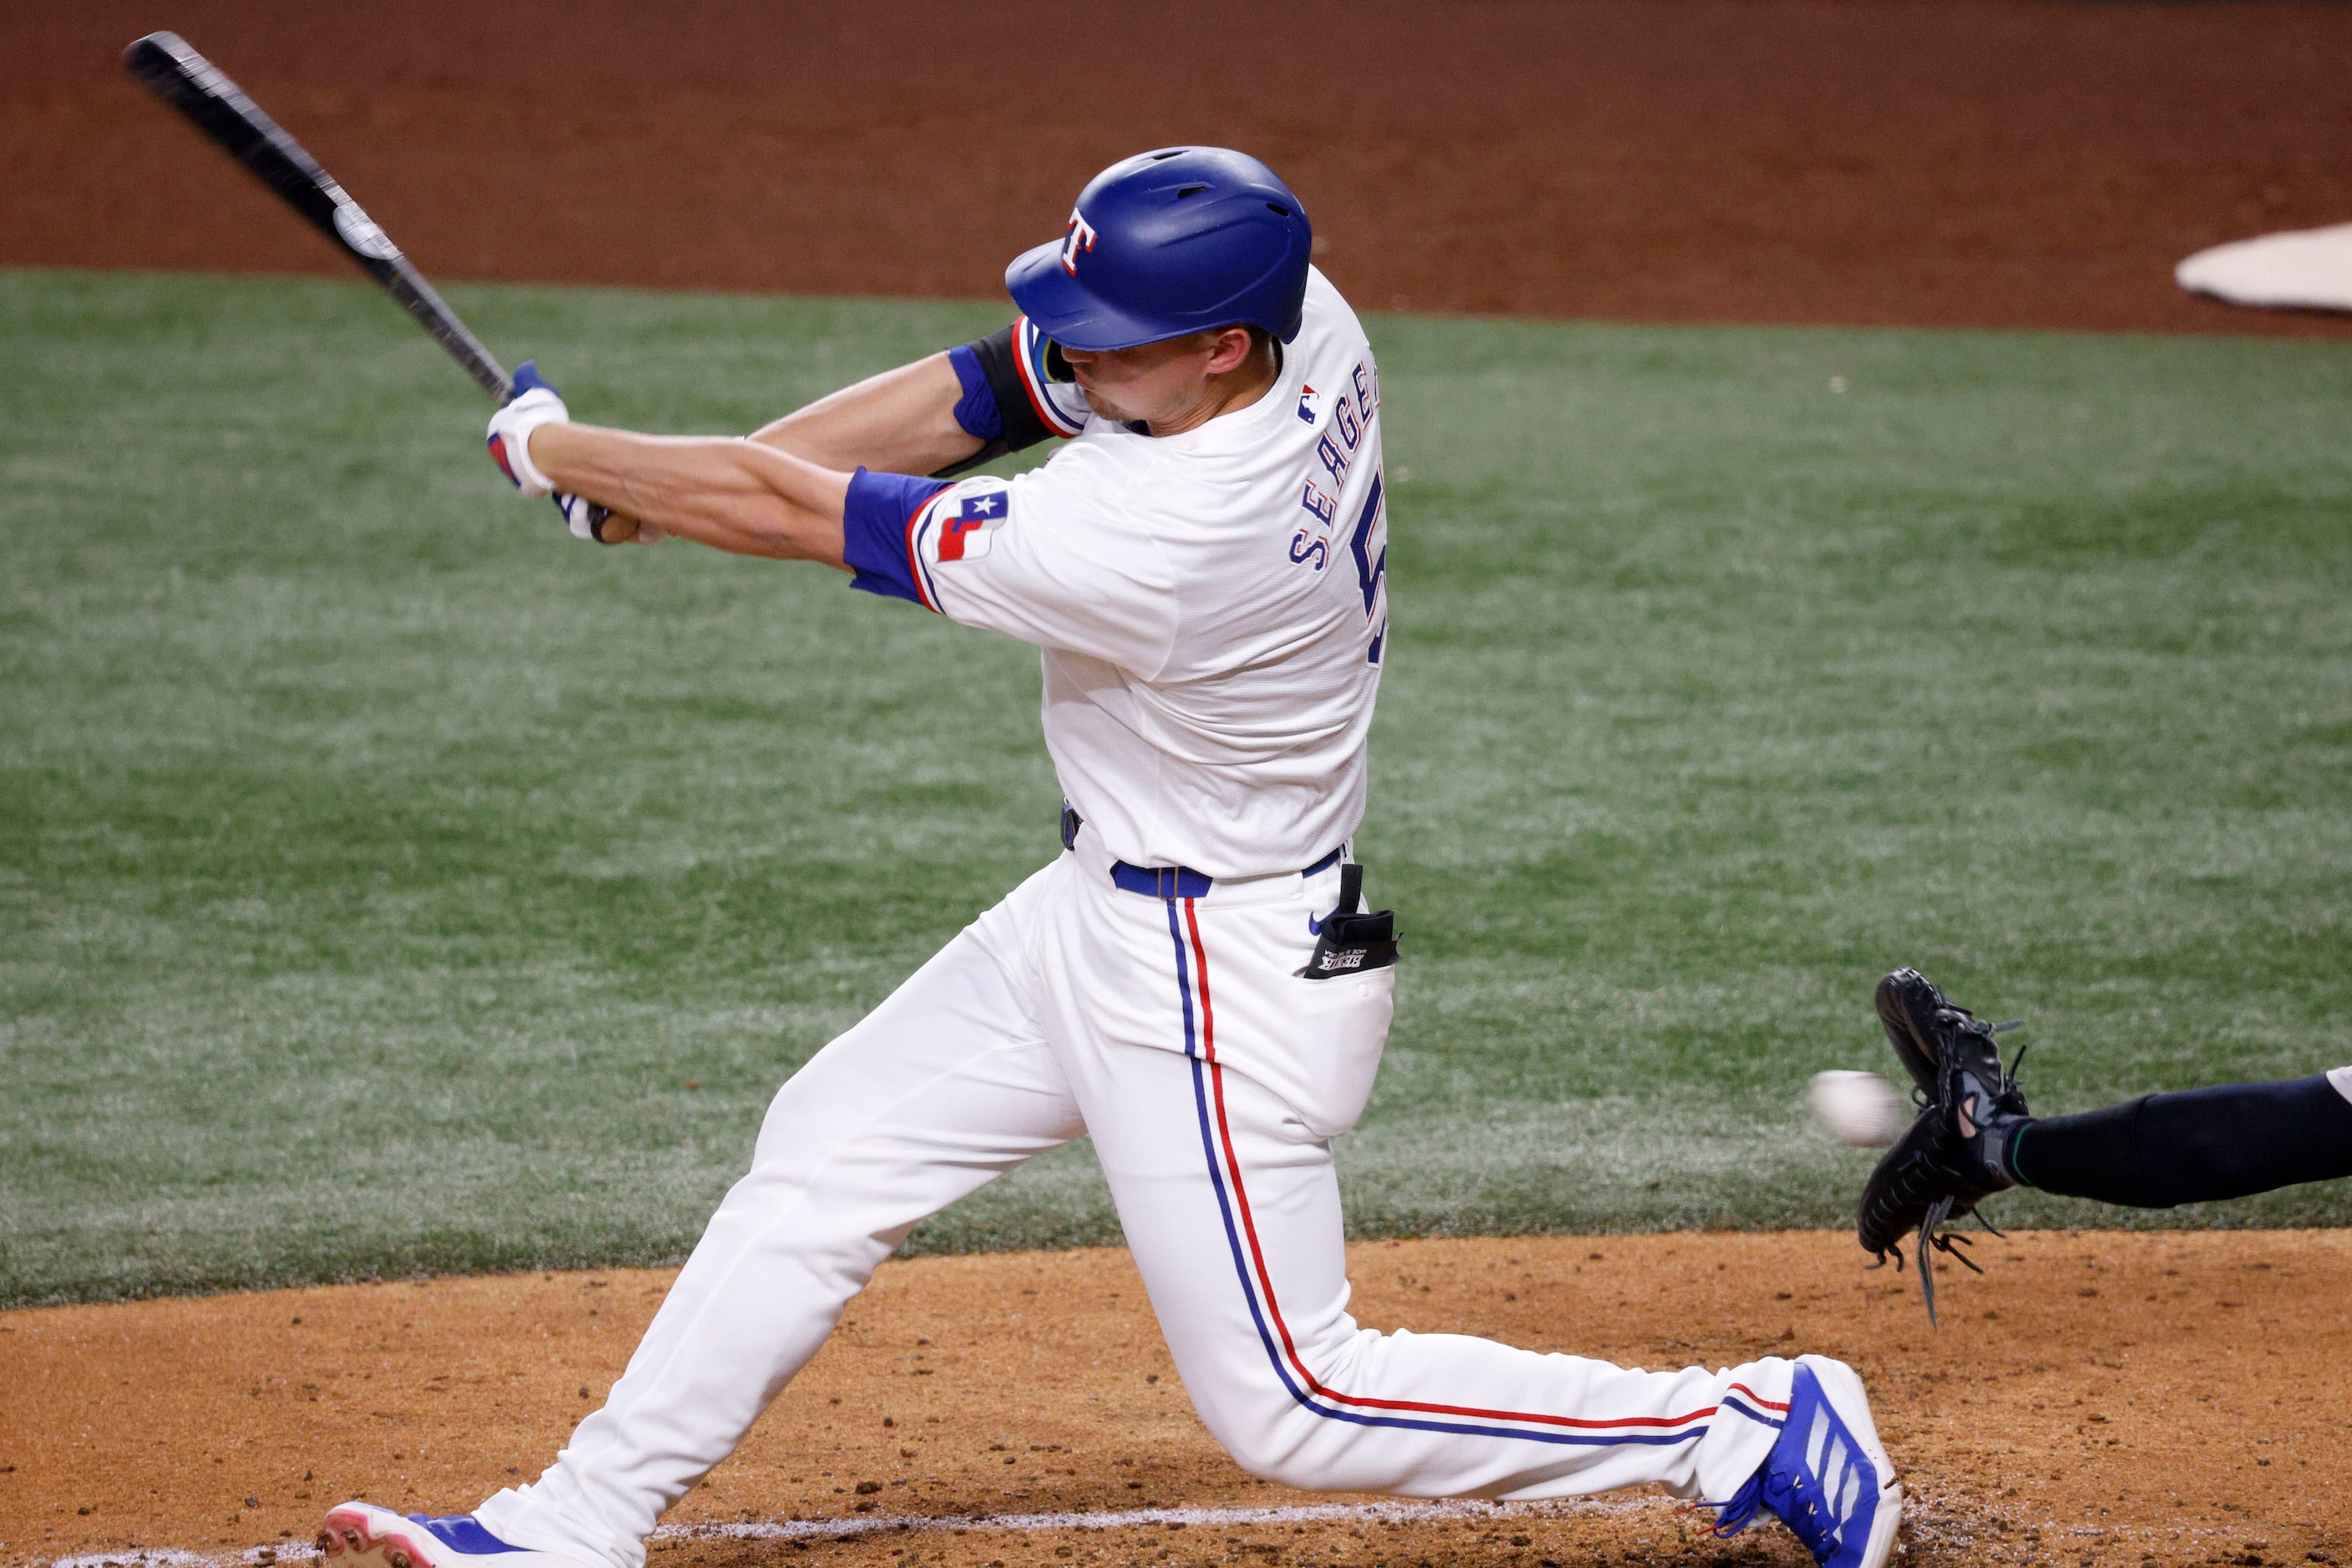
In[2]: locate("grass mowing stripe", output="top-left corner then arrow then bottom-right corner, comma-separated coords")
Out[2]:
3,270 -> 2349,1307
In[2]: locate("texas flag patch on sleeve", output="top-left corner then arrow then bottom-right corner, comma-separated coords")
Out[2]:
932,486 -> 1006,563
901,482 -> 1012,611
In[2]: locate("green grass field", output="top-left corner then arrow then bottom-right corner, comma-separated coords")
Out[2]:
4,268 -> 2349,1308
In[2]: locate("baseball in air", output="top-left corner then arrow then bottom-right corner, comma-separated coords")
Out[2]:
1807,1070 -> 1909,1147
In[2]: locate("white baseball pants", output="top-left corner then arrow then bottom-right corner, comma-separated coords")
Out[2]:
476,841 -> 1796,1568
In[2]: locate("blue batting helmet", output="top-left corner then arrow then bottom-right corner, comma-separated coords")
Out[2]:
1005,147 -> 1313,352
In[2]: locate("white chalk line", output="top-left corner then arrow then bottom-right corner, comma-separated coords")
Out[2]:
44,1495 -> 1684,1568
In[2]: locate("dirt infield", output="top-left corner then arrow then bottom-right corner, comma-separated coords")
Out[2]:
8,0 -> 2352,337
5,1232 -> 2349,1568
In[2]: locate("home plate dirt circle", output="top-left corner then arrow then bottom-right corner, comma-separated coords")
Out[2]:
4,1233 -> 2349,1568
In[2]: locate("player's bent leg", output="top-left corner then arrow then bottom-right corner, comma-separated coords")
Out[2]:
460,876 -> 1083,1568
1036,872 -> 1895,1566
1080,1038 -> 1796,1500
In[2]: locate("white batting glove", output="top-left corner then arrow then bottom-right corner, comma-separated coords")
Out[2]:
553,492 -> 669,545
486,358 -> 566,498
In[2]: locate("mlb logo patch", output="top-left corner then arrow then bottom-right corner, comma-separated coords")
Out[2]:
937,488 -> 1005,562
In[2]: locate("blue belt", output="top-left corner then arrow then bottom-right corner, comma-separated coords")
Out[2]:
1063,806 -> 1343,900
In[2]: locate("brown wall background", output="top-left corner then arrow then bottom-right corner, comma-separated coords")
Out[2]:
8,1 -> 2351,335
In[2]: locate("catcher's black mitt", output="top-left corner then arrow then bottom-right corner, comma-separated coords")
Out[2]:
1858,969 -> 2031,1325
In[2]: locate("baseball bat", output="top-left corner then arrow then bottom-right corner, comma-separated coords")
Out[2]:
124,31 -> 510,398
121,32 -> 631,539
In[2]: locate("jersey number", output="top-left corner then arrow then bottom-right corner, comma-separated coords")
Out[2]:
1348,469 -> 1388,665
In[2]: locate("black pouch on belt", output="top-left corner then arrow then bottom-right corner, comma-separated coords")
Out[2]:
1298,862 -> 1399,980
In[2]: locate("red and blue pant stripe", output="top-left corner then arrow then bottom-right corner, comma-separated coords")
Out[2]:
1164,895 -> 1787,1447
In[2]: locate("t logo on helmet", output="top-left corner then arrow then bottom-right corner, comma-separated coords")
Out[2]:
1060,210 -> 1099,276
1008,148 -> 1313,348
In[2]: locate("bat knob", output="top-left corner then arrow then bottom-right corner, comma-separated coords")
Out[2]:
587,505 -> 640,545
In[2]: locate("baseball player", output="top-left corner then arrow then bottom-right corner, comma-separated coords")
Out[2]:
1859,966 -> 2352,1320
319,149 -> 1901,1568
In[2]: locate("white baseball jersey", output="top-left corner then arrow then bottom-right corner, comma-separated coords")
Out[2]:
842,267 -> 1389,878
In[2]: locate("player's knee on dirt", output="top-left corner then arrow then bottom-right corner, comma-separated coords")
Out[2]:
1203,1408 -> 1373,1493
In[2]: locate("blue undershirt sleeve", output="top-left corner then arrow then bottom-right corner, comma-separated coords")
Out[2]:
841,468 -> 953,607
946,343 -> 1004,443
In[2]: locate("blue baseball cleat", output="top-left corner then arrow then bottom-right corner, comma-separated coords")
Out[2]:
318,1502 -> 594,1568
1704,1355 -> 1902,1568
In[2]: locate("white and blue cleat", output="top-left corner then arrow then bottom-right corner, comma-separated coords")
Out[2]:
319,1503 -> 593,1568
1705,1355 -> 1902,1568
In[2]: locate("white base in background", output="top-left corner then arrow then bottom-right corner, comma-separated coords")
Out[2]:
2177,222 -> 2352,313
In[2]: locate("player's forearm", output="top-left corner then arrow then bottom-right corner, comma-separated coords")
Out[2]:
749,352 -> 982,478
527,423 -> 851,564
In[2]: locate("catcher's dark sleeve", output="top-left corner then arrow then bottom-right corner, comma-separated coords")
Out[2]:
931,326 -> 1058,478
2014,1072 -> 2352,1208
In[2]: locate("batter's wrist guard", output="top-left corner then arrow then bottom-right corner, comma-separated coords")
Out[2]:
932,325 -> 1062,478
